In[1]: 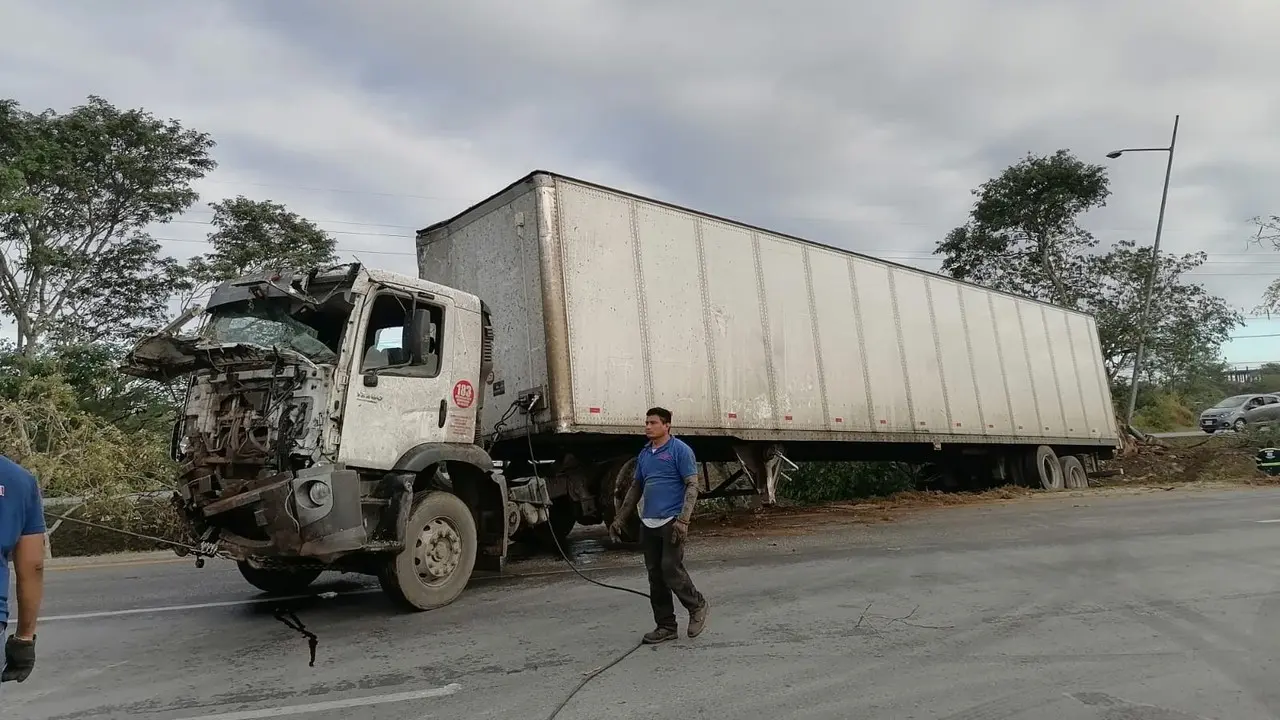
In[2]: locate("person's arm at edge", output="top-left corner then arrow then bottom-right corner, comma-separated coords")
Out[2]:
12,532 -> 44,640
15,481 -> 47,640
676,443 -> 699,527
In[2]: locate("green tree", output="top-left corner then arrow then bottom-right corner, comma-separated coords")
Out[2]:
0,341 -> 178,434
0,95 -> 216,353
936,149 -> 1110,308
179,196 -> 337,309
1083,240 -> 1241,383
1249,215 -> 1280,313
936,149 -> 1242,389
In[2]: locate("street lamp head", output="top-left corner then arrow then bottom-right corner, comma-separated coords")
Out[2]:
1105,150 -> 1123,159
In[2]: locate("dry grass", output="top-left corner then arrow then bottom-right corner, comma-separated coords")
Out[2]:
690,441 -> 1280,541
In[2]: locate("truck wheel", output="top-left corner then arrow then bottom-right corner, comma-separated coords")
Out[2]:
379,490 -> 478,611
537,496 -> 577,552
1060,455 -> 1088,489
603,458 -> 642,544
1027,446 -> 1064,490
237,562 -> 322,596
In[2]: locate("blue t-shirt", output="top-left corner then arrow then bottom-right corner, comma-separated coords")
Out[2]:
0,456 -> 46,624
635,437 -> 697,520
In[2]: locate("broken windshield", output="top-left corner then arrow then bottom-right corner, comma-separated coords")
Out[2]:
203,303 -> 338,364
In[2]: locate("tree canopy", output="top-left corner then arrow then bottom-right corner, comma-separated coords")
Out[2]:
0,94 -> 346,507
935,149 -> 1242,388
178,196 -> 338,309
0,95 -> 217,352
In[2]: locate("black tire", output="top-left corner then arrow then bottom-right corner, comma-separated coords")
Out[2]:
237,562 -> 322,596
1027,445 -> 1064,490
1234,418 -> 1247,432
1060,455 -> 1088,489
379,490 -> 477,611
537,496 -> 577,551
605,458 -> 642,544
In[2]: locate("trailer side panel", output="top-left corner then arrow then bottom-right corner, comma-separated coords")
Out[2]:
546,175 -> 1117,445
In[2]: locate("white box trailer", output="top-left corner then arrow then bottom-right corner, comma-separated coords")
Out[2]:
416,171 -> 1121,512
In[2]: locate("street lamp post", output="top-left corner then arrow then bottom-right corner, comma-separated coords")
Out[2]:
1106,114 -> 1180,428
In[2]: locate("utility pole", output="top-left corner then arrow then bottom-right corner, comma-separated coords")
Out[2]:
1105,114 -> 1180,427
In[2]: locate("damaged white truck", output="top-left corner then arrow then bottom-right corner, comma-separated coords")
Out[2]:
121,171 -> 1122,611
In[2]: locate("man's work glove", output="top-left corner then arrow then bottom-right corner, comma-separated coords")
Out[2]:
2,635 -> 35,683
671,520 -> 688,546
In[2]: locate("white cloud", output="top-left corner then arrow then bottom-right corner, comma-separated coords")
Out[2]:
3,0 -> 1280,356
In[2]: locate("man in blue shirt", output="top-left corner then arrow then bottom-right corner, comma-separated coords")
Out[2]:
0,455 -> 46,692
610,407 -> 709,644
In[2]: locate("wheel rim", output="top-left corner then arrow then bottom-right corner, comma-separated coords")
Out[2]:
414,516 -> 463,587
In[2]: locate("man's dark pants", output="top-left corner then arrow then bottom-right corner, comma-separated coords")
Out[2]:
641,522 -> 705,631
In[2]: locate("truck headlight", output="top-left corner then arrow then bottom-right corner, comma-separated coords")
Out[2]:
306,480 -> 332,507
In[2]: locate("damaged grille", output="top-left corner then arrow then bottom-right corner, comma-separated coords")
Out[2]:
174,363 -> 331,540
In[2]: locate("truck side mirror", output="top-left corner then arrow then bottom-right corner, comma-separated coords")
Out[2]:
405,308 -> 433,364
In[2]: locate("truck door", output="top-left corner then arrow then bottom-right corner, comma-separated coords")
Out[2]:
337,285 -> 457,470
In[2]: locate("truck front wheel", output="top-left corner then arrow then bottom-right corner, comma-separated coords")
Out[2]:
237,562 -> 322,596
379,490 -> 478,611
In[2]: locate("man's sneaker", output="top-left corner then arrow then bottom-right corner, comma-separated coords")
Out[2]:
643,627 -> 678,644
688,600 -> 710,638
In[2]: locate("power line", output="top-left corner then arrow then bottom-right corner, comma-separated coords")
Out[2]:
194,178 -> 469,203
161,218 -> 412,238
153,237 -> 416,257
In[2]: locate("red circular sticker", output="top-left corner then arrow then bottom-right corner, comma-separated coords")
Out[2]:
452,380 -> 475,409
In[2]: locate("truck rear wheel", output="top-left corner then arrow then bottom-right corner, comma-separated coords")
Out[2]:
237,562 -> 322,596
1027,445 -> 1064,490
1060,455 -> 1088,489
538,496 -> 577,551
379,490 -> 478,611
602,457 -> 642,544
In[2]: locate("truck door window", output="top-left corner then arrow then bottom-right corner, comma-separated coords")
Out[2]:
360,292 -> 445,377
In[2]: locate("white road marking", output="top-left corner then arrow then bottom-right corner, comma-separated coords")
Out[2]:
1255,519 -> 1280,523
169,684 -> 462,720
39,589 -> 381,622
39,563 -> 641,622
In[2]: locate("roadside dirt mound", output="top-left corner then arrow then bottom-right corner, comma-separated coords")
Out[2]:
1100,436 -> 1272,487
693,485 -> 1039,537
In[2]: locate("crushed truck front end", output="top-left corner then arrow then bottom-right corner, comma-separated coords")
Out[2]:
122,265 -> 375,571
122,263 -> 514,610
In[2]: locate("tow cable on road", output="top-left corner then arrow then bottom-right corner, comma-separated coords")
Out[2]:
524,427 -> 653,720
41,510 -> 327,667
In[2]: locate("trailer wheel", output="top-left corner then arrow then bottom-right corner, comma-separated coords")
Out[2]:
379,490 -> 477,611
1060,455 -> 1088,489
602,457 -> 642,544
1027,446 -> 1064,490
237,562 -> 322,596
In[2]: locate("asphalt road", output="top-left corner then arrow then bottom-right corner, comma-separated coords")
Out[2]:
10,487 -> 1280,720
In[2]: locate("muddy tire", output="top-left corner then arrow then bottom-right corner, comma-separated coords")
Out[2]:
1027,445 -> 1064,490
237,562 -> 322,596
1060,455 -> 1088,489
537,497 -> 577,552
379,490 -> 477,611
602,457 -> 642,544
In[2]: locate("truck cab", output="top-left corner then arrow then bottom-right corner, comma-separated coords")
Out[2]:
121,263 -> 516,610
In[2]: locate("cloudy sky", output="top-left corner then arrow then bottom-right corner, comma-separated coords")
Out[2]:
5,0 -> 1280,362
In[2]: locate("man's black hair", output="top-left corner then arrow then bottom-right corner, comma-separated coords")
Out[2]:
646,407 -> 672,425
